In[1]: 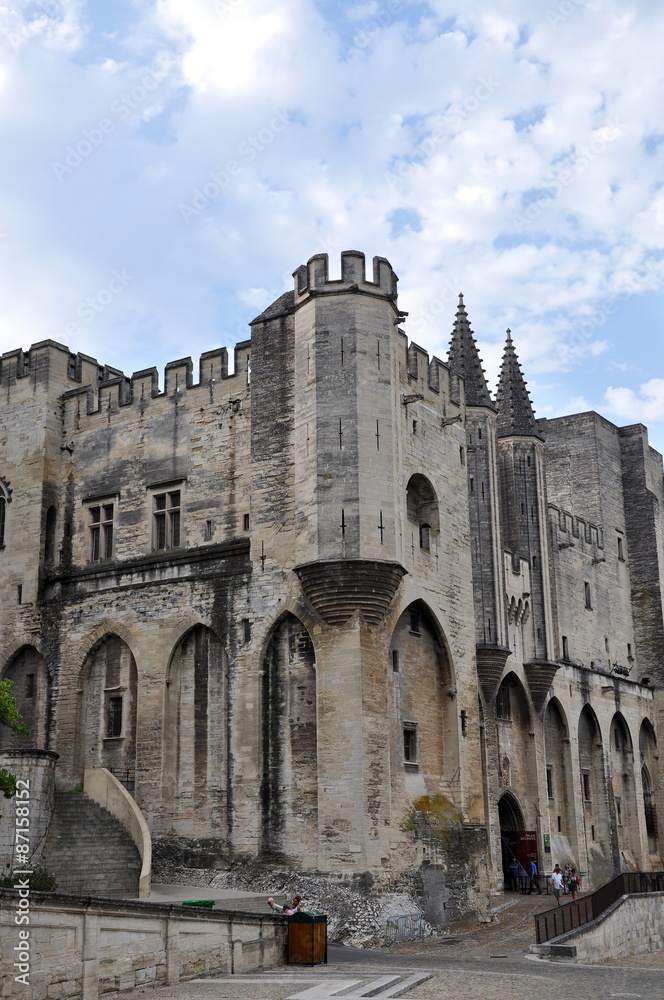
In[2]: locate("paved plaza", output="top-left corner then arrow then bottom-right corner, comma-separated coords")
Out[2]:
120,893 -> 664,1000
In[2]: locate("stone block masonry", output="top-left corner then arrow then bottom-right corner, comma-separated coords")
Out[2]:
0,249 -> 663,926
0,889 -> 287,999
532,891 -> 664,963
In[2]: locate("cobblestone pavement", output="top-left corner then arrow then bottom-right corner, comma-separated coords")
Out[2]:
122,892 -> 664,999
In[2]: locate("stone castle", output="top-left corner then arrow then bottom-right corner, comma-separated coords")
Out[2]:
0,250 -> 662,918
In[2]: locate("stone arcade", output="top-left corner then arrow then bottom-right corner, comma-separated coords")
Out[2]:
0,251 -> 662,918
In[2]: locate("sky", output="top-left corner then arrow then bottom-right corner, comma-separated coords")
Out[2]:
1,0 -> 663,452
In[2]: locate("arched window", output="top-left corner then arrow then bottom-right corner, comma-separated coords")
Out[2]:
0,478 -> 10,549
406,474 -> 439,550
496,677 -> 511,719
45,505 -> 57,564
642,767 -> 657,838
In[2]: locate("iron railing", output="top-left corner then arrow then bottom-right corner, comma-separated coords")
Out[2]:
108,767 -> 135,792
385,913 -> 425,945
534,870 -> 664,943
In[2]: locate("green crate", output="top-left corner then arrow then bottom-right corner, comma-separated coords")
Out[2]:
182,899 -> 215,908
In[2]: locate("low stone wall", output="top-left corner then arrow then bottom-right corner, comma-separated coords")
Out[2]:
0,889 -> 288,999
531,892 -> 664,962
0,750 -> 58,872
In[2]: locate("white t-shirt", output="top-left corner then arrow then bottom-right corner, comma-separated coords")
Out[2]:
551,872 -> 563,891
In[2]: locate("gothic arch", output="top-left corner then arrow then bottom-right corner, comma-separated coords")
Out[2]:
639,720 -> 659,855
406,474 -> 440,550
254,600 -> 319,668
388,600 -> 458,794
162,624 -> 228,839
609,712 -> 640,866
260,612 -> 317,860
498,791 -> 527,888
71,620 -> 139,684
495,673 -> 538,834
0,636 -> 45,675
544,697 -> 576,859
74,634 -> 138,783
578,704 -> 611,874
498,790 -> 525,832
0,645 -> 51,750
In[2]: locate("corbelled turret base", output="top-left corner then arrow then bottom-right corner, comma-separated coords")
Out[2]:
294,559 -> 407,627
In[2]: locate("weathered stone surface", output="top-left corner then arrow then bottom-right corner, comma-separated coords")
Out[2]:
0,250 -> 662,925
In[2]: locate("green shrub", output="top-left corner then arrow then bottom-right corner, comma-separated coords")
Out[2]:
0,864 -> 58,892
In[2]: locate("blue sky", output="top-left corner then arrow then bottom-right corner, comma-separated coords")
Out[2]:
1,0 -> 663,451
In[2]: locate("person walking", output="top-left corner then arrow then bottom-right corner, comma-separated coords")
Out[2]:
551,865 -> 564,905
568,869 -> 579,901
529,859 -> 542,894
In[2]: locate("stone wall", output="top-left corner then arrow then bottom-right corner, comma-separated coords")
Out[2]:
0,890 -> 287,999
0,751 -> 57,874
533,891 -> 664,963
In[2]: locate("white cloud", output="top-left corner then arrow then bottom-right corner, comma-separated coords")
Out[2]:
603,380 -> 664,424
0,0 -> 662,457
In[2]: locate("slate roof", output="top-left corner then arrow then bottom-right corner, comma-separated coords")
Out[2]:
250,290 -> 295,325
447,294 -> 495,409
495,330 -> 544,439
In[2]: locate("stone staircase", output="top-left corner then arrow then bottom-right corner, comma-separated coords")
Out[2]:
42,789 -> 141,898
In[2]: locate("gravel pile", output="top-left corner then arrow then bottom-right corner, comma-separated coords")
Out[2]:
153,852 -> 436,947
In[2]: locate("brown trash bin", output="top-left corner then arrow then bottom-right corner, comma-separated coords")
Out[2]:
287,911 -> 327,965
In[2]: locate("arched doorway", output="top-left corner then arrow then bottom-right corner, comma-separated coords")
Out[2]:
163,625 -> 227,838
260,614 -> 317,861
75,635 -> 137,784
1,647 -> 51,749
498,792 -> 526,888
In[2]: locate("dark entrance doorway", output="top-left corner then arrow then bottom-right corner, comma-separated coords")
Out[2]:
499,793 -> 537,890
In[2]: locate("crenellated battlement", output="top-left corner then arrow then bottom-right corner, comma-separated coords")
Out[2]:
0,336 -> 250,437
548,503 -> 604,549
292,250 -> 398,302
397,330 -> 459,411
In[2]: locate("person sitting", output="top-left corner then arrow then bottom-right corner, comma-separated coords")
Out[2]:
268,894 -> 303,915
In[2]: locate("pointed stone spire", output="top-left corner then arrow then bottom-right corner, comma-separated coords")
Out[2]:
495,329 -> 543,439
448,293 -> 495,409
